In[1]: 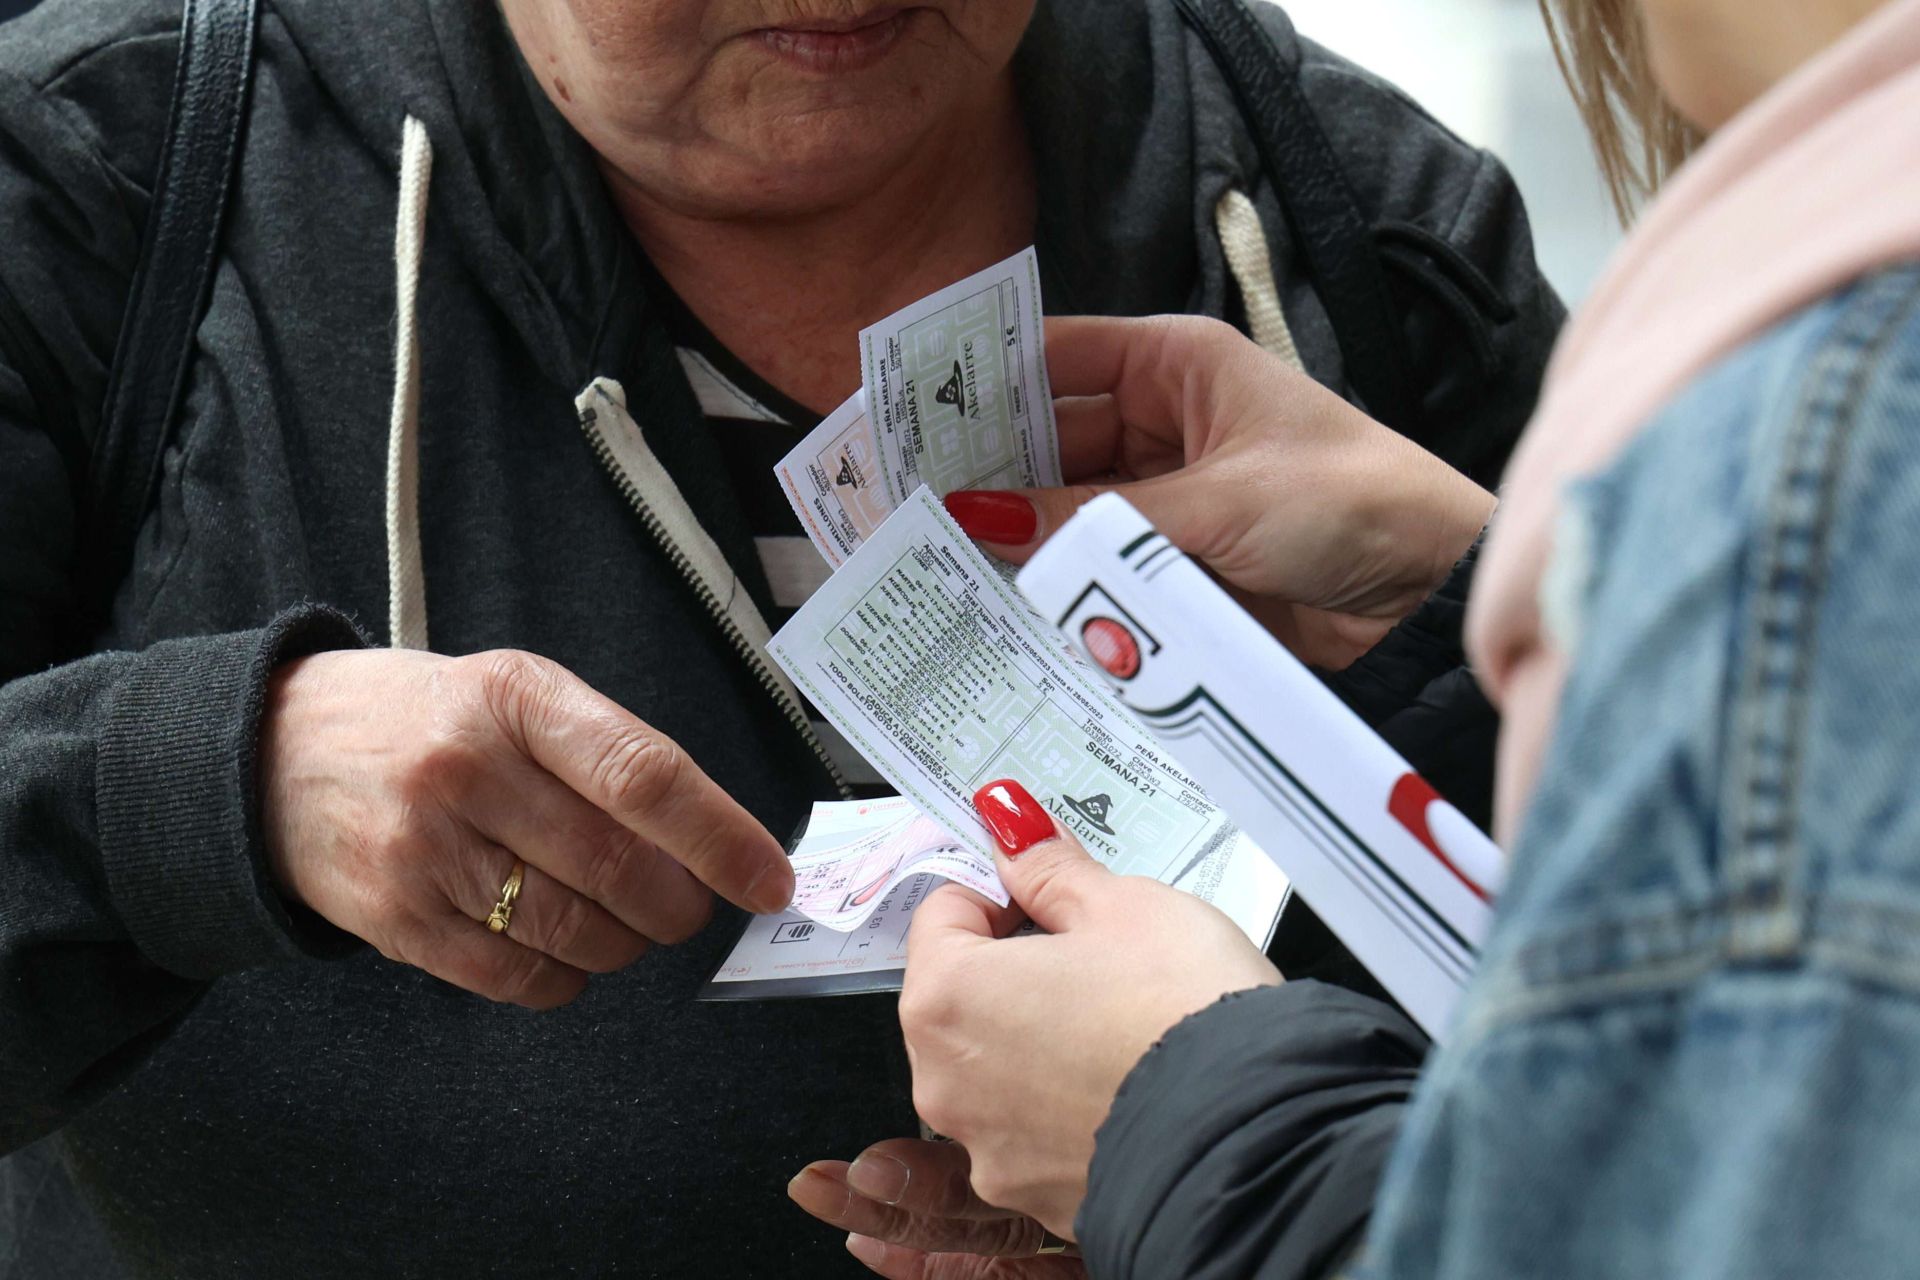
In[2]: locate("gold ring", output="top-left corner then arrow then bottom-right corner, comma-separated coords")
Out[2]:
486,862 -> 525,934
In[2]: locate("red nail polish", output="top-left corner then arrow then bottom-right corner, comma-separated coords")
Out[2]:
944,491 -> 1038,546
972,779 -> 1054,856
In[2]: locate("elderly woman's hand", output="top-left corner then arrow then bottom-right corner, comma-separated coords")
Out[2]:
789,1138 -> 1085,1279
900,779 -> 1277,1240
259,648 -> 794,1006
944,315 -> 1495,669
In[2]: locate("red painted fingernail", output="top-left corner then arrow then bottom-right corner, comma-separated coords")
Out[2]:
972,779 -> 1053,856
944,491 -> 1038,545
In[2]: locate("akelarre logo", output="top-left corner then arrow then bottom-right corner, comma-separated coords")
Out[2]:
1061,792 -> 1116,835
934,361 -> 966,413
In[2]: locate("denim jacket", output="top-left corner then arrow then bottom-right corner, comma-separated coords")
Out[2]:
1359,262 -> 1920,1277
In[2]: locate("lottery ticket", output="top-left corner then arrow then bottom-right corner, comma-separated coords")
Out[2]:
774,391 -> 890,568
765,487 -> 1282,926
704,800 -> 1284,1000
787,797 -> 1004,932
859,247 -> 1062,510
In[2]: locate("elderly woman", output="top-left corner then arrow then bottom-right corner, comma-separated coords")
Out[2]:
0,0 -> 1558,1273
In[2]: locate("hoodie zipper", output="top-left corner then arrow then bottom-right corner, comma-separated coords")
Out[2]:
576,381 -> 852,799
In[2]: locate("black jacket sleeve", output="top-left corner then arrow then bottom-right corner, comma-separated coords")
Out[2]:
0,15 -> 365,1153
1076,981 -> 1426,1280
1326,541 -> 1490,828
1077,554 -> 1483,1277
1,597 -> 367,1153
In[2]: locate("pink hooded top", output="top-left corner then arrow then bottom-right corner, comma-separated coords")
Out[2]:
1466,0 -> 1920,843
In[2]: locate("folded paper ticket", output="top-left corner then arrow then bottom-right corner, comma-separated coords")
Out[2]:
1015,494 -> 1505,1039
776,248 -> 1063,567
787,796 -> 1001,932
702,798 -> 960,1000
703,797 -> 1283,1000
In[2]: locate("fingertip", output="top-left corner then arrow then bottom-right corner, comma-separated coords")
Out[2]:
744,855 -> 795,915
787,1164 -> 853,1222
944,490 -> 1038,547
972,778 -> 1055,857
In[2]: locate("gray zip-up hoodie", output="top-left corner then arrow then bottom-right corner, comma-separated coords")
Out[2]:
0,0 -> 1560,1275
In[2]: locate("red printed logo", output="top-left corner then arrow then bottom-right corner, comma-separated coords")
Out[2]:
1388,773 -> 1493,903
1080,617 -> 1142,680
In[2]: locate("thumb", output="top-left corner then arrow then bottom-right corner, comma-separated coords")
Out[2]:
971,779 -> 1111,931
944,473 -> 1197,567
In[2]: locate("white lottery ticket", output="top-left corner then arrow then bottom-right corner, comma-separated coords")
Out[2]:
787,797 -> 1005,932
859,247 -> 1063,510
1016,494 -> 1505,1040
704,802 -> 1285,1000
774,391 -> 888,568
765,487 -> 1286,937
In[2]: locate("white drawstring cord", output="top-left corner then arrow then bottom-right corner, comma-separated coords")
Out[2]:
1215,188 -> 1306,373
385,116 -> 433,650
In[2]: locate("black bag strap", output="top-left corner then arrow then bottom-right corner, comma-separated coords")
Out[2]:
84,0 -> 259,599
1173,0 -> 1417,430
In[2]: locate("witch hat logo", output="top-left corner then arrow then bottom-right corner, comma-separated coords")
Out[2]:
934,361 -> 965,413
835,453 -> 860,488
1062,792 -> 1116,835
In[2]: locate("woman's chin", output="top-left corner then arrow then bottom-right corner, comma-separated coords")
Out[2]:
698,105 -> 963,210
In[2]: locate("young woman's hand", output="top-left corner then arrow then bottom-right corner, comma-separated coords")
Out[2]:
944,315 -> 1495,668
897,779 -> 1279,1239
259,648 -> 794,1007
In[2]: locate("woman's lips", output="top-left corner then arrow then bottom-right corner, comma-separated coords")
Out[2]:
753,8 -> 914,73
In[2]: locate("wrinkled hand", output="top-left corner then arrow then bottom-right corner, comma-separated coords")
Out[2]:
899,780 -> 1280,1238
789,1138 -> 1084,1279
260,648 -> 793,1007
945,315 -> 1494,668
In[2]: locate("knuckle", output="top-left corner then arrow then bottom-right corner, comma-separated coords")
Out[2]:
896,982 -> 951,1042
472,647 -> 553,696
590,726 -> 685,814
396,740 -> 475,804
1064,482 -> 1104,511
495,948 -> 559,1009
575,822 -> 637,903
543,891 -> 601,967
981,1214 -> 1043,1257
1165,312 -> 1234,350
1027,857 -> 1099,915
467,649 -> 561,723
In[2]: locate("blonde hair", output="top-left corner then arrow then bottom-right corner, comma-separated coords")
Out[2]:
1537,0 -> 1701,221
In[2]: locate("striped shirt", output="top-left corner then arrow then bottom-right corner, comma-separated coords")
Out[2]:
668,316 -> 884,788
